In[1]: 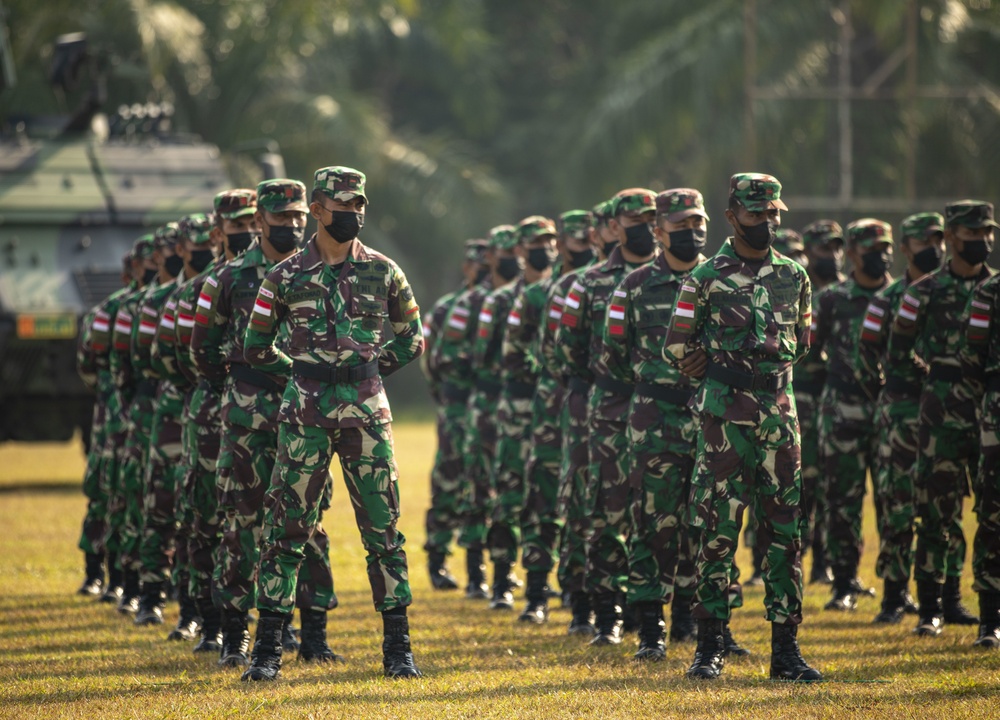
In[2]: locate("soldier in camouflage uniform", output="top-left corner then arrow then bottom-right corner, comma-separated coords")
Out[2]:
491,215 -> 558,624
421,239 -> 490,591
559,188 -> 658,646
521,209 -> 595,620
193,180 -> 336,668
856,213 -> 945,623
242,167 -> 424,681
963,206 -> 1000,646
814,220 -> 894,612
888,200 -> 995,636
666,173 -> 821,682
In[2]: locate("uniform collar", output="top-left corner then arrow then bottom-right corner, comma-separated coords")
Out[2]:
298,234 -> 373,271
715,237 -> 775,273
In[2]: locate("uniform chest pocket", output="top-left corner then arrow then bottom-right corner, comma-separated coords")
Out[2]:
350,295 -> 388,342
710,292 -> 752,350
285,290 -> 325,350
636,304 -> 673,330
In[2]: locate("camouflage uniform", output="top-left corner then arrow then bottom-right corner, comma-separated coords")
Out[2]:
814,220 -> 893,600
245,168 -> 424,615
663,176 -> 811,626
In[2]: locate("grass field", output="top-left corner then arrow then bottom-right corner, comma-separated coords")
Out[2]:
1,421 -> 998,719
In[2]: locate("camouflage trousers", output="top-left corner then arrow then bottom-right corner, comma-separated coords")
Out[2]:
183,385 -> 222,601
914,380 -> 976,585
78,393 -> 109,556
100,392 -> 131,569
459,388 -> 500,551
257,421 -> 408,614
873,389 -> 920,582
424,395 -> 468,555
215,420 -> 336,613
796,391 -> 825,564
626,394 -> 698,606
118,389 -> 156,571
557,384 -> 592,594
138,393 -> 185,586
521,376 -> 564,575
690,414 -> 803,624
818,387 -> 878,575
975,388 -> 1000,592
488,392 -> 534,565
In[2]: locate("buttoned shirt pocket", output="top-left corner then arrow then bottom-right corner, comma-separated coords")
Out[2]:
285,290 -> 324,351
351,294 -> 388,344
710,291 -> 752,351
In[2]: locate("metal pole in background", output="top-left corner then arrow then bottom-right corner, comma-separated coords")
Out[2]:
904,0 -> 918,202
744,0 -> 757,170
837,0 -> 853,212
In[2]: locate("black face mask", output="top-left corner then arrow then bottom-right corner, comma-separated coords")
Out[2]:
624,223 -> 656,257
738,220 -> 776,251
812,256 -> 840,282
226,231 -> 256,255
163,254 -> 184,278
602,240 -> 618,258
324,210 -> 364,244
668,227 -> 708,263
912,245 -> 942,275
189,249 -> 215,272
141,268 -> 158,285
267,225 -> 305,254
958,239 -> 991,266
860,250 -> 890,280
496,257 -> 521,281
526,247 -> 555,271
474,266 -> 490,284
568,248 -> 594,268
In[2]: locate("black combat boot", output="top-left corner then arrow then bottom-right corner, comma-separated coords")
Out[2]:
943,575 -> 979,625
193,597 -> 222,653
134,581 -> 166,626
219,609 -> 251,667
769,623 -> 823,682
241,612 -> 286,682
465,549 -> 490,600
489,560 -> 515,610
824,570 -> 859,612
913,581 -> 944,637
722,622 -> 750,657
621,594 -> 640,635
633,602 -> 665,661
669,591 -> 696,642
281,614 -> 301,651
567,591 -> 595,637
974,592 -> 1000,649
100,562 -> 124,604
382,610 -> 422,678
873,579 -> 908,624
78,553 -> 105,596
427,550 -> 459,591
298,608 -> 345,663
117,569 -> 141,615
808,542 -> 832,585
589,592 -> 623,646
686,619 -> 726,679
167,586 -> 201,641
518,570 -> 549,624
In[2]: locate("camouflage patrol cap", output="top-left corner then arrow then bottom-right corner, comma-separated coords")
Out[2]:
591,200 -> 613,226
802,219 -> 844,248
132,234 -> 156,260
611,188 -> 657,218
314,166 -> 368,203
213,189 -> 257,220
944,200 -> 999,229
153,222 -> 181,249
464,238 -> 489,263
488,224 -> 518,251
256,178 -> 308,214
517,215 -> 558,244
559,210 -> 593,240
179,213 -> 215,245
729,173 -> 788,212
846,218 -> 893,250
901,212 -> 944,241
773,228 -> 804,256
656,188 -> 709,223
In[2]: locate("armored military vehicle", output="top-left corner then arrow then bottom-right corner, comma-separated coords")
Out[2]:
0,31 -> 278,445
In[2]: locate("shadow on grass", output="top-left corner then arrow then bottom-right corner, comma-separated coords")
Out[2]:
0,482 -> 81,495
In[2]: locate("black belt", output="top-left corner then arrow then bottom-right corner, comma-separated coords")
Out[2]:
136,378 -> 158,396
292,358 -> 379,384
594,375 -> 634,398
506,380 -> 536,399
567,376 -> 591,394
706,362 -> 791,393
635,381 -> 693,406
884,375 -> 922,397
230,363 -> 285,393
928,365 -> 963,383
793,379 -> 825,396
441,381 -> 471,403
826,374 -> 868,399
475,378 -> 502,395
